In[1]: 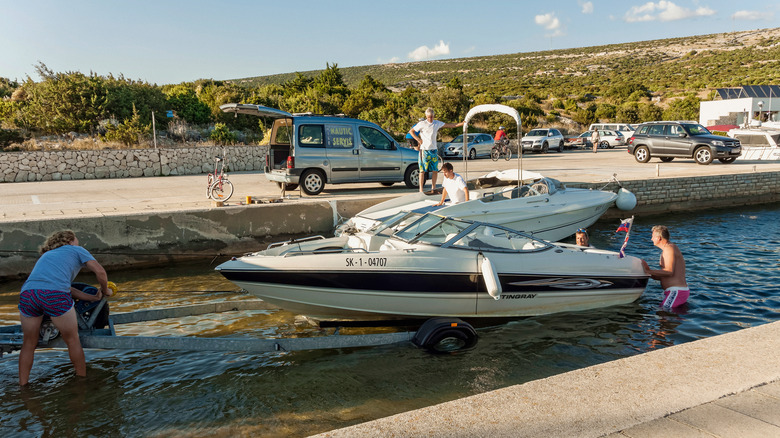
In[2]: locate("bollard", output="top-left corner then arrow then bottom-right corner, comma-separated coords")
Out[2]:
656,164 -> 659,177
246,195 -> 252,204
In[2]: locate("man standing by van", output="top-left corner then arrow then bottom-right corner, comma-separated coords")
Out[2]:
410,108 -> 464,192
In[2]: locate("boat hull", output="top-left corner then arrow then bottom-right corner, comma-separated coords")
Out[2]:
217,246 -> 648,320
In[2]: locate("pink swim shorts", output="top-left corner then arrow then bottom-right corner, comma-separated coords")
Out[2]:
19,289 -> 74,318
662,286 -> 690,308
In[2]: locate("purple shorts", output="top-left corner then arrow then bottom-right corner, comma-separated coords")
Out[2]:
19,289 -> 74,318
662,287 -> 690,308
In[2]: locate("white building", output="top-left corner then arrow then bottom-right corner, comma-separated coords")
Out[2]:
699,85 -> 780,127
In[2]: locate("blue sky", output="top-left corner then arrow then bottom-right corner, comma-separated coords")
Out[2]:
1,0 -> 778,85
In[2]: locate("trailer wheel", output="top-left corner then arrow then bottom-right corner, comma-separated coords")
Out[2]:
412,317 -> 477,354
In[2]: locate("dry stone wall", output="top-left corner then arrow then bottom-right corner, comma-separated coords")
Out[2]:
0,145 -> 268,182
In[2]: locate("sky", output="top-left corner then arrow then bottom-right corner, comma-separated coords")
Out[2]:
1,0 -> 778,85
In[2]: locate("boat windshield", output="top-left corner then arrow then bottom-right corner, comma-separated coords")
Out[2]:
368,211 -> 424,236
479,177 -> 559,203
393,214 -> 553,252
447,225 -> 551,252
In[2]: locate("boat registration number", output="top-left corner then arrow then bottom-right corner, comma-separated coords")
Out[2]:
345,257 -> 387,267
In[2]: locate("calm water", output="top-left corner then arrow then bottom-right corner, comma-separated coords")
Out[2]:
1,203 -> 779,437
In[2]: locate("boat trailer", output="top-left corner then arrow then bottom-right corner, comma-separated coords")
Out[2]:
0,299 -> 478,357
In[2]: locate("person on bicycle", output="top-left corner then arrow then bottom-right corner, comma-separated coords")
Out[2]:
494,126 -> 508,145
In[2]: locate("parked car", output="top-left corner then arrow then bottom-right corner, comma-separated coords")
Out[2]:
220,104 -> 420,195
521,128 -> 565,153
565,132 -> 591,149
589,123 -> 637,139
627,121 -> 742,165
442,133 -> 495,159
594,130 -> 625,149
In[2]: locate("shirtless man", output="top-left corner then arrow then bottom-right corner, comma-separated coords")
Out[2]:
641,225 -> 688,308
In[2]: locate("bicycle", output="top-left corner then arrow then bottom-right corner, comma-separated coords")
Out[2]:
206,149 -> 234,201
491,139 -> 512,161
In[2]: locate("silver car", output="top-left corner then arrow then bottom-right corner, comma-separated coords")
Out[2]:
442,133 -> 495,159
521,128 -> 565,153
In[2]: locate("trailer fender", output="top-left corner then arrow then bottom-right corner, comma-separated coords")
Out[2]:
412,317 -> 478,353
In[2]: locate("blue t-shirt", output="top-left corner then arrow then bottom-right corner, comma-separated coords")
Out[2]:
22,245 -> 96,292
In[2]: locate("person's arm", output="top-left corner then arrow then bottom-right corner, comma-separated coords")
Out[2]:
442,121 -> 465,129
642,247 -> 676,279
436,188 -> 448,206
409,129 -> 422,149
71,286 -> 102,302
84,259 -> 111,296
463,187 -> 469,202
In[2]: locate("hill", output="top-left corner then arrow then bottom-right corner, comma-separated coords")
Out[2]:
230,28 -> 780,99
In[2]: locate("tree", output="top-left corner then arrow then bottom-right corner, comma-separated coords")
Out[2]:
663,95 -> 700,121
163,84 -> 211,125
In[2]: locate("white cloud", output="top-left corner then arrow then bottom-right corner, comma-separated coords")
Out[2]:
378,56 -> 401,64
579,1 -> 594,14
624,1 -> 715,23
408,41 -> 450,61
535,12 -> 564,36
731,10 -> 771,20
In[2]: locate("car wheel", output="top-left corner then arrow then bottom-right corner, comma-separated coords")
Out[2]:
694,146 -> 713,165
468,148 -> 477,160
542,142 -> 548,154
719,157 -> 737,164
404,164 -> 419,189
634,146 -> 650,163
300,169 -> 325,195
558,141 -> 564,152
659,157 -> 674,163
380,182 -> 394,187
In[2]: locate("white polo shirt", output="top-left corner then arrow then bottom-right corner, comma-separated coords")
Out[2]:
412,119 -> 445,151
442,172 -> 468,204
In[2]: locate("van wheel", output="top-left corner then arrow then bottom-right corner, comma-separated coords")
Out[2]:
300,170 -> 325,195
694,147 -> 713,165
404,164 -> 419,189
659,157 -> 674,163
634,146 -> 650,163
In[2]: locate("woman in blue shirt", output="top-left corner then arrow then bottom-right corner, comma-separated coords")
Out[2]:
18,230 -> 110,386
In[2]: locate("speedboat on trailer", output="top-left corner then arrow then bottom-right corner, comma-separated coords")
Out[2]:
336,169 -> 637,242
216,212 -> 649,321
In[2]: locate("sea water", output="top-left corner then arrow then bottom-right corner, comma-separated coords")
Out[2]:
1,203 -> 778,437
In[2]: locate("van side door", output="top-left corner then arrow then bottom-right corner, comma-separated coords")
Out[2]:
358,125 -> 402,181
324,123 -> 360,183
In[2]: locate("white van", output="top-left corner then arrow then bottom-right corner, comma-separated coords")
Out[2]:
588,123 -> 637,138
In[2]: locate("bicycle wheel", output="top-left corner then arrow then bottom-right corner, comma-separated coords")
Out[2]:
209,179 -> 234,201
491,148 -> 500,161
504,148 -> 512,161
206,174 -> 214,198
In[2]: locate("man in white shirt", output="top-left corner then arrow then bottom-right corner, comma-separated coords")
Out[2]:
436,162 -> 469,206
410,108 -> 464,192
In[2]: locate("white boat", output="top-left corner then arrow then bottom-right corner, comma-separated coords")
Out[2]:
216,212 -> 649,320
336,169 -> 636,242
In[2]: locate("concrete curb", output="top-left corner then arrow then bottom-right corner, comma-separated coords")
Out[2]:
312,320 -> 780,437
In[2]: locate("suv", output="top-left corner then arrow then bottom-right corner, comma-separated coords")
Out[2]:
521,128 -> 565,153
221,104 -> 420,195
627,121 -> 741,165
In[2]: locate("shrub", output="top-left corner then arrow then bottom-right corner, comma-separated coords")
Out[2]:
210,123 -> 236,145
0,128 -> 25,149
100,105 -> 149,145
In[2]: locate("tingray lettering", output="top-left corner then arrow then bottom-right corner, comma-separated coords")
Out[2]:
501,294 -> 537,299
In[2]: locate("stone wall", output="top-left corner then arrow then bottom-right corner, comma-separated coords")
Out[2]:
0,145 -> 268,182
568,171 -> 780,218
